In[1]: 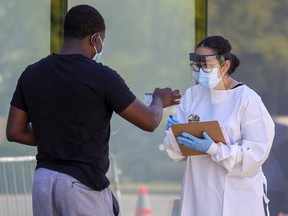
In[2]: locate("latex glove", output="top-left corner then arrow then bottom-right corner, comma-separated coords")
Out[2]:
166,115 -> 180,130
177,131 -> 213,152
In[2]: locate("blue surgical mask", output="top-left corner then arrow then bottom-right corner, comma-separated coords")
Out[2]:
93,48 -> 103,62
92,34 -> 104,62
194,67 -> 222,89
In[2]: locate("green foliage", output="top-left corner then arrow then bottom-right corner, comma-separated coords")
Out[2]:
208,0 -> 288,114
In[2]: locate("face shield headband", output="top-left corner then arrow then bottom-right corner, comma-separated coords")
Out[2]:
189,52 -> 229,63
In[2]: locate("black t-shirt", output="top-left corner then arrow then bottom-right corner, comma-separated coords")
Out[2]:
11,53 -> 136,190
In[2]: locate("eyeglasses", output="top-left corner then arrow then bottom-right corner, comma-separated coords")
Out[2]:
190,62 -> 222,73
189,52 -> 226,73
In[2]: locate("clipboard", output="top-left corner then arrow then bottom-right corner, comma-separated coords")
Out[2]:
171,121 -> 226,156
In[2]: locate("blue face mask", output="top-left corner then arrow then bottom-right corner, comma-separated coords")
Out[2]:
93,48 -> 103,62
194,67 -> 222,89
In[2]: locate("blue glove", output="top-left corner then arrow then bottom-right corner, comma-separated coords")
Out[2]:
177,131 -> 213,152
166,115 -> 180,130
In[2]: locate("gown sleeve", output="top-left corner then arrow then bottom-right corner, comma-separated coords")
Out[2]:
207,94 -> 275,177
163,94 -> 190,162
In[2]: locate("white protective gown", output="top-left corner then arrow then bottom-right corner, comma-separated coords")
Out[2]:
164,84 -> 275,216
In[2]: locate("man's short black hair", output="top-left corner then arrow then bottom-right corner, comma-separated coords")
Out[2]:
64,4 -> 106,39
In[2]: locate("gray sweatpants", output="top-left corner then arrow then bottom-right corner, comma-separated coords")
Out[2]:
32,168 -> 118,216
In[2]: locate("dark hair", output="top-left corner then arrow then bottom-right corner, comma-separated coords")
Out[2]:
63,5 -> 106,39
196,36 -> 240,75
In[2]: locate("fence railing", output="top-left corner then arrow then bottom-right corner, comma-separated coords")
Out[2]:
0,156 -> 36,216
0,155 -> 121,216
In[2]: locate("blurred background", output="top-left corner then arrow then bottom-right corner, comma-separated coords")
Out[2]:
1,0 -> 288,215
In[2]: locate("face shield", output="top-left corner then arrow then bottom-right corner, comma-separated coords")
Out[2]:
189,52 -> 227,84
188,52 -> 229,103
189,53 -> 226,73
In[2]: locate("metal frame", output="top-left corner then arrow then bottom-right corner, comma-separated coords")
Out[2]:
50,0 -> 68,53
195,0 -> 207,46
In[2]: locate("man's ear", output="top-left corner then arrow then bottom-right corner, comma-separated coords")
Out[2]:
90,33 -> 101,46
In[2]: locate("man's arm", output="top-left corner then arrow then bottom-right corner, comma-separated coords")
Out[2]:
119,87 -> 181,132
6,105 -> 36,146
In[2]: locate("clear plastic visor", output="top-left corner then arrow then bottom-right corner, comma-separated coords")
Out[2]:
189,53 -> 225,63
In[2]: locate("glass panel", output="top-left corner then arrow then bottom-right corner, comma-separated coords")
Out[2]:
0,0 -> 50,155
0,1 -> 50,214
67,1 -> 197,215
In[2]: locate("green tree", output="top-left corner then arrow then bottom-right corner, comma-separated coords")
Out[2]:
208,0 -> 288,115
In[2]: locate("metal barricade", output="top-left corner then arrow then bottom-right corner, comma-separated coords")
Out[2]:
0,155 -> 121,216
0,156 -> 36,216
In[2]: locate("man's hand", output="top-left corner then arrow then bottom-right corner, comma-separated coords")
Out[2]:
152,88 -> 181,108
119,88 -> 181,132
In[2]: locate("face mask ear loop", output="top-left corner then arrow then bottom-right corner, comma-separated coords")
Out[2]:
214,63 -> 230,90
190,66 -> 197,102
91,33 -> 98,54
97,35 -> 104,54
189,53 -> 202,101
98,35 -> 103,45
190,64 -> 197,86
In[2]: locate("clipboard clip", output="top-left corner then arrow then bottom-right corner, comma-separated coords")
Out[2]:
188,114 -> 200,122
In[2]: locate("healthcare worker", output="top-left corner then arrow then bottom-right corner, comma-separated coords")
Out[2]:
164,35 -> 275,216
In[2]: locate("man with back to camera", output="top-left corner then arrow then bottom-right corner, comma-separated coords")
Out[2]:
5,4 -> 181,216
